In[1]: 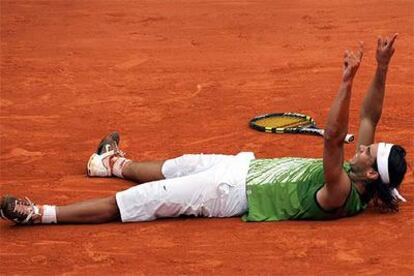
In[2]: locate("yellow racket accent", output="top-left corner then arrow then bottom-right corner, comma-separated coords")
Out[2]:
254,116 -> 311,128
249,112 -> 354,143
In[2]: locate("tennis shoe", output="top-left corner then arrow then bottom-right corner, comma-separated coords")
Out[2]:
0,195 -> 41,224
87,131 -> 125,177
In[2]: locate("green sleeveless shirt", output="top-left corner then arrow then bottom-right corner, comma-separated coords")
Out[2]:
242,158 -> 367,221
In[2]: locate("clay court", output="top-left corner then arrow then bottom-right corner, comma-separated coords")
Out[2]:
1,0 -> 413,275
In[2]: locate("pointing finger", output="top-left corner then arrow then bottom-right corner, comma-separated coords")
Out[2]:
387,33 -> 399,48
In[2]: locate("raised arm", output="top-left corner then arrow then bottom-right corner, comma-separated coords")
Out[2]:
357,33 -> 398,148
316,43 -> 363,210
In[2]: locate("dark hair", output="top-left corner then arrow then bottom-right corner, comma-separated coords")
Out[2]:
361,145 -> 407,211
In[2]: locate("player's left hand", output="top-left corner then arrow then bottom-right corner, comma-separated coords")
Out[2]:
376,33 -> 398,68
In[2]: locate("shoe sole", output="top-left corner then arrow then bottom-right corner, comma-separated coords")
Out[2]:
0,195 -> 10,220
96,131 -> 120,154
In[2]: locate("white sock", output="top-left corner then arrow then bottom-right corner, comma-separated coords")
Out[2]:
41,205 -> 57,224
112,157 -> 130,178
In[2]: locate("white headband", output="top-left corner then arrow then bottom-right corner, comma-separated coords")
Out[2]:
377,142 -> 393,184
376,142 -> 407,202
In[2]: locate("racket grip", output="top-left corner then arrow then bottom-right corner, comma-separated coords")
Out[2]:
320,129 -> 354,143
344,133 -> 354,143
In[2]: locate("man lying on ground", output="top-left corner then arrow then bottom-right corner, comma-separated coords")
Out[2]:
0,34 -> 407,225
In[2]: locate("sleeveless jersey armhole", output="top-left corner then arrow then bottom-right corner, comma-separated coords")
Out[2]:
313,183 -> 354,214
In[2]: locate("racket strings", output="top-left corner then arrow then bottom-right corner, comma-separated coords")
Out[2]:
254,116 -> 312,128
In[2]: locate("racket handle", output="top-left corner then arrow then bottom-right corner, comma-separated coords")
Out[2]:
344,133 -> 354,144
320,130 -> 354,143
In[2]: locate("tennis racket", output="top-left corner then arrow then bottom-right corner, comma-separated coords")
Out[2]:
249,112 -> 354,143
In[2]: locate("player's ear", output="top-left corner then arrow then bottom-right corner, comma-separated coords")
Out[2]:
366,168 -> 379,181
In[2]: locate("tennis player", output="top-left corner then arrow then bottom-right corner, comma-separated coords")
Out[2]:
0,34 -> 407,225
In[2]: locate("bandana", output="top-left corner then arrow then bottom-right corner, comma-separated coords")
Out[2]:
376,142 -> 407,202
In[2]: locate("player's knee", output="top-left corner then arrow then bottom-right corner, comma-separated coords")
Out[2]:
110,196 -> 121,221
100,195 -> 121,222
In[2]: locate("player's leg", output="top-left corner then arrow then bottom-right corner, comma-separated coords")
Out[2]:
56,196 -> 120,223
0,194 -> 121,224
87,132 -> 233,184
120,154 -> 231,183
121,160 -> 165,183
1,167 -> 238,225
1,153 -> 253,225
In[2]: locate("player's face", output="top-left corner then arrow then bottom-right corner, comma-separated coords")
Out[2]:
350,143 -> 379,171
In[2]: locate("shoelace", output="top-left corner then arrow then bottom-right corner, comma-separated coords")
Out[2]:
104,144 -> 125,157
113,143 -> 126,158
99,145 -> 126,176
116,149 -> 126,157
12,197 -> 39,224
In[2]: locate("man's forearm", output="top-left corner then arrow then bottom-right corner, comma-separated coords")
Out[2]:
360,65 -> 388,125
325,80 -> 352,141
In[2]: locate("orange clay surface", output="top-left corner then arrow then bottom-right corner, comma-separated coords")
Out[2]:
1,0 -> 413,275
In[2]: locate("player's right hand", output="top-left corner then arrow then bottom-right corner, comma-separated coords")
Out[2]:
342,42 -> 364,82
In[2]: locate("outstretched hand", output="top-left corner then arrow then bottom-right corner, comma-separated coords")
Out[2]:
343,42 -> 364,82
377,33 -> 398,68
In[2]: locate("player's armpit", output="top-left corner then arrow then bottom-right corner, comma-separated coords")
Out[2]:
316,172 -> 351,210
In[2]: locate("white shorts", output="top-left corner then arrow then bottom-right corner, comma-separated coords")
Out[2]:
115,152 -> 255,222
